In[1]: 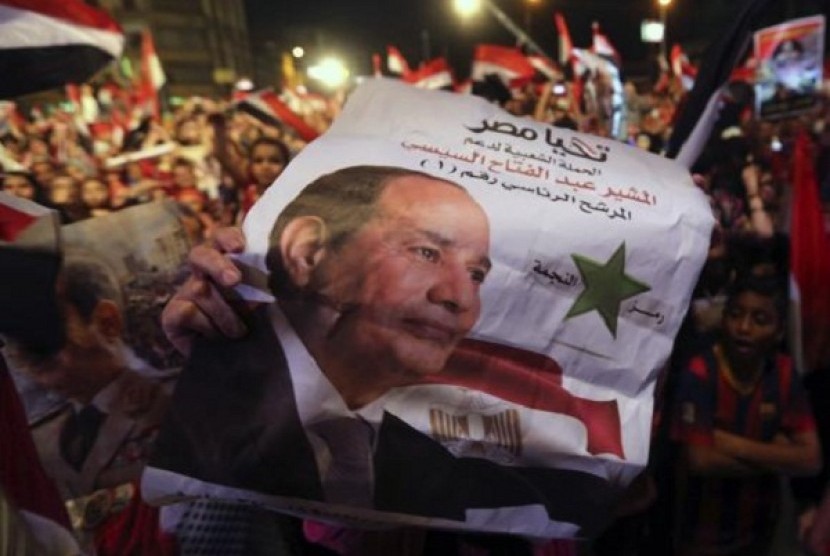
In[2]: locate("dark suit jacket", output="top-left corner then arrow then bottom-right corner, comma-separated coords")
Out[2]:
150,306 -> 621,538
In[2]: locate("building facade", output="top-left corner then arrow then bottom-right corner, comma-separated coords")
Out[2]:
92,0 -> 254,97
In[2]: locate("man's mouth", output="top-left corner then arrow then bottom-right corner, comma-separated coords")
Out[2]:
401,318 -> 457,344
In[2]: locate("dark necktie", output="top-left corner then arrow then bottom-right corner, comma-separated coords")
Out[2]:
60,405 -> 106,471
308,417 -> 375,507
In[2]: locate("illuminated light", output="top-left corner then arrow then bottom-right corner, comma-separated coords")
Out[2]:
454,0 -> 482,18
657,0 -> 672,6
292,46 -> 305,58
235,77 -> 254,91
307,57 -> 350,88
640,20 -> 664,43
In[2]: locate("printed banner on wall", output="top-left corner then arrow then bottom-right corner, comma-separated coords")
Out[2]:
146,79 -> 713,539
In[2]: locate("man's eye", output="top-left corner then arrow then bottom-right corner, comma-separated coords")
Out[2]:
469,268 -> 487,284
413,246 -> 440,262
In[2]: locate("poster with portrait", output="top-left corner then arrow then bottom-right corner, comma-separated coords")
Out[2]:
754,15 -> 825,120
146,79 -> 713,539
7,201 -> 192,425
2,200 -> 193,537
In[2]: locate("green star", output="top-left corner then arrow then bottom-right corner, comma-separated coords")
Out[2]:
565,242 -> 650,338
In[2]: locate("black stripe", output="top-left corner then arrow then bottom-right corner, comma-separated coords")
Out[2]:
667,0 -> 776,159
0,45 -> 113,99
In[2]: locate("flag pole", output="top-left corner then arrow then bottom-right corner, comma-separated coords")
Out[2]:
482,0 -> 552,60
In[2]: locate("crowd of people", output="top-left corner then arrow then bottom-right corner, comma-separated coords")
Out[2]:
2,38 -> 830,556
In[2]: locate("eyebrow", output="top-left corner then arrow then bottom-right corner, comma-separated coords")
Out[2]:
418,228 -> 492,272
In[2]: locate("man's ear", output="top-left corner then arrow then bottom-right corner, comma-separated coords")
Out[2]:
279,216 -> 328,288
92,299 -> 123,341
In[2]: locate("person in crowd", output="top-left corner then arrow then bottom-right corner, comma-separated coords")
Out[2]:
79,176 -> 112,218
1,170 -> 43,203
238,137 -> 290,218
671,273 -> 821,556
47,173 -> 87,223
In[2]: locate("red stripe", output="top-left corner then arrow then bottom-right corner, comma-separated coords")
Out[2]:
0,0 -> 121,33
422,338 -> 624,458
473,44 -> 535,78
404,57 -> 451,86
0,203 -> 36,241
257,91 -> 320,143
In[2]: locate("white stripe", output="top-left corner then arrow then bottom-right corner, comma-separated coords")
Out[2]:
414,71 -> 453,90
470,61 -> 524,82
0,5 -> 123,58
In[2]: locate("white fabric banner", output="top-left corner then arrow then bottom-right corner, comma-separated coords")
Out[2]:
146,79 -> 713,539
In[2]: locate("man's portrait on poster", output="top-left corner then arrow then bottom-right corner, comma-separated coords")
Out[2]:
152,165 -> 620,537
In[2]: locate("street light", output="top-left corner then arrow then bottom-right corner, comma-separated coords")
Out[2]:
657,0 -> 672,59
452,0 -> 551,59
453,0 -> 482,19
307,56 -> 350,89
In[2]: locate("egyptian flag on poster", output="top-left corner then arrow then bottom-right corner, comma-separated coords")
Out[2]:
0,0 -> 124,99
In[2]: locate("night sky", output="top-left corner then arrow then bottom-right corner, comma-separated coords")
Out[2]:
244,0 -> 829,80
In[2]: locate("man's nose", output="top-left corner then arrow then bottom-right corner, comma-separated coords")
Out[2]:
427,264 -> 477,314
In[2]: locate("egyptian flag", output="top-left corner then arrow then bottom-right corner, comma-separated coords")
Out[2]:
527,55 -> 562,82
590,22 -> 621,67
403,57 -> 454,90
429,338 -> 624,457
554,12 -> 574,67
141,28 -> 166,91
670,43 -> 698,91
666,0 -> 775,166
372,53 -> 382,77
0,0 -> 124,99
470,44 -> 535,87
236,90 -> 320,143
790,131 -> 830,373
386,45 -> 411,76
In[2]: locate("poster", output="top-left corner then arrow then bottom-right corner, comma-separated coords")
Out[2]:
2,201 -> 192,537
145,79 -> 713,539
754,15 -> 825,120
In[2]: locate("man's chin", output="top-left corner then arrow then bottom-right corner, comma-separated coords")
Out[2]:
393,347 -> 453,380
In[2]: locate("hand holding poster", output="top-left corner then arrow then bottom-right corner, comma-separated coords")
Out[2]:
145,79 -> 713,539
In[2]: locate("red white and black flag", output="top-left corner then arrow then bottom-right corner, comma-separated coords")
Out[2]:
0,0 -> 124,99
470,44 -> 535,87
403,57 -> 454,90
236,90 -> 321,143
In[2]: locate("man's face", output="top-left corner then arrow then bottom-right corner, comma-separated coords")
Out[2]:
722,291 -> 782,363
308,176 -> 491,378
4,300 -> 117,401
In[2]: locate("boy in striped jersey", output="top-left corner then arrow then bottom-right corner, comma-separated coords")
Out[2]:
671,273 -> 821,555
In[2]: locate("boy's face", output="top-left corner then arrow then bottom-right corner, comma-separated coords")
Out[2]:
722,291 -> 782,362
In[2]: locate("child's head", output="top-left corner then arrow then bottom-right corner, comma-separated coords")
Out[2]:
80,177 -> 110,210
721,273 -> 786,363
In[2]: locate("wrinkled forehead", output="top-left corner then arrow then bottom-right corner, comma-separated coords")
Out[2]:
373,176 -> 490,249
